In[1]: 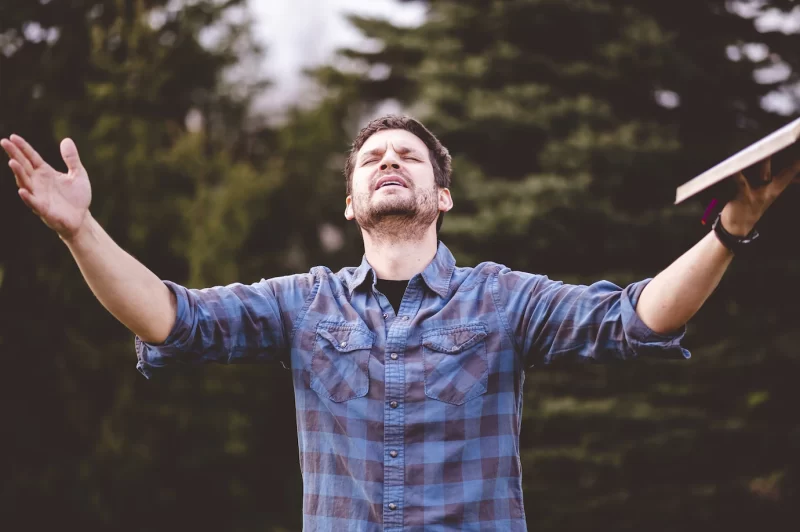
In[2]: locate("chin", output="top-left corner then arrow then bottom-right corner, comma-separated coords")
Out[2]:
371,198 -> 415,214
373,208 -> 416,218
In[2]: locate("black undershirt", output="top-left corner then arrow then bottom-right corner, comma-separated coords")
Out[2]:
375,278 -> 409,315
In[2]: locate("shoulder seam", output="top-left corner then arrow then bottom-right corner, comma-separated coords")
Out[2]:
290,268 -> 322,344
489,265 -> 524,368
260,279 -> 288,352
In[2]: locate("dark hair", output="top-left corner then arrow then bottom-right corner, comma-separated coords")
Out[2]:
344,114 -> 452,233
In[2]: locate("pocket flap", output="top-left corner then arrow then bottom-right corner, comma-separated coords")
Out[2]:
316,326 -> 374,353
422,325 -> 488,353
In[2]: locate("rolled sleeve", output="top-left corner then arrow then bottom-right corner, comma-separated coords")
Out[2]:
621,278 -> 691,361
134,277 -> 291,379
135,280 -> 192,379
494,267 -> 691,368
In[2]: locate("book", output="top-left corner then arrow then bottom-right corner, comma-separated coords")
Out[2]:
675,116 -> 800,205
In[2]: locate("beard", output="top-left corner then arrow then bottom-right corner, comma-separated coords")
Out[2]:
351,185 -> 440,242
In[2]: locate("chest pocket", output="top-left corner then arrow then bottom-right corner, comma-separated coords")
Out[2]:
311,321 -> 375,402
422,323 -> 489,405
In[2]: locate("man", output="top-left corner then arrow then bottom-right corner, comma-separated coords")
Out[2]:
3,115 -> 798,531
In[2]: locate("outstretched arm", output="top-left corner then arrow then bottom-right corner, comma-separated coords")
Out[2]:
4,134 -> 316,378
2,134 -> 176,343
636,157 -> 800,334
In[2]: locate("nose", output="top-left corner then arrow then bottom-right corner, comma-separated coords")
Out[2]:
379,150 -> 401,171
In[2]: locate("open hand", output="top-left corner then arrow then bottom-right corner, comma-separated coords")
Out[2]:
721,156 -> 800,236
2,135 -> 92,240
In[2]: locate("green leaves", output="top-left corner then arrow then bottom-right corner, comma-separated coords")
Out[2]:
3,1 -> 800,530
318,1 -> 800,529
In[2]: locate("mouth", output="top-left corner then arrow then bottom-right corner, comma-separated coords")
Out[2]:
375,176 -> 408,191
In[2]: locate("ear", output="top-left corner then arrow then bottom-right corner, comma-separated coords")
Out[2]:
344,195 -> 355,220
438,188 -> 454,213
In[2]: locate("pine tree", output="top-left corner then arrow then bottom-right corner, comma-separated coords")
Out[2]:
313,1 -> 800,529
0,1 -> 303,529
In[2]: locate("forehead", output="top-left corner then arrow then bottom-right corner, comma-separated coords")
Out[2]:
358,129 -> 428,155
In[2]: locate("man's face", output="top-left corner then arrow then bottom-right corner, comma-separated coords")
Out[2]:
345,129 -> 451,234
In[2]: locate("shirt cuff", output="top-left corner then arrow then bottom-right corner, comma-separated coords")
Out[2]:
621,278 -> 692,360
135,280 -> 190,378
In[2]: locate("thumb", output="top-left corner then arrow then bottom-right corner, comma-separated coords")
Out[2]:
60,138 -> 83,173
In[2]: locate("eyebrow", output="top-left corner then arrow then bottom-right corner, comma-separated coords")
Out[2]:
359,145 -> 424,162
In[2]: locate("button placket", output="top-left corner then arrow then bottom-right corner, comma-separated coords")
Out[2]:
382,279 -> 423,529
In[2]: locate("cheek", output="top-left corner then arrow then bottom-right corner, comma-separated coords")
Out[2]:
414,166 -> 436,187
351,173 -> 371,195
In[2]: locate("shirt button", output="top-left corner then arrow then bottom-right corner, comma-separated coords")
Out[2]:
383,313 -> 388,319
389,401 -> 398,409
388,503 -> 397,510
389,450 -> 398,458
340,342 -> 347,348
401,316 -> 409,321
390,353 -> 398,360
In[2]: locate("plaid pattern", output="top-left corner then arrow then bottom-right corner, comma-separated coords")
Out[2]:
136,241 -> 690,531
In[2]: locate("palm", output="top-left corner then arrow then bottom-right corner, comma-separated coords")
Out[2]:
29,164 -> 92,233
724,156 -> 800,235
3,135 -> 92,239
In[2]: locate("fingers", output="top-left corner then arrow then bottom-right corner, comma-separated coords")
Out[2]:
8,159 -> 21,187
8,159 -> 33,191
775,158 -> 800,184
18,188 -> 44,217
766,159 -> 800,199
1,137 -> 34,177
60,138 -> 83,173
759,157 -> 772,183
734,171 -> 748,190
10,134 -> 45,169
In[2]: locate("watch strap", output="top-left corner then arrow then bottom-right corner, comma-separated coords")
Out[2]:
712,212 -> 759,254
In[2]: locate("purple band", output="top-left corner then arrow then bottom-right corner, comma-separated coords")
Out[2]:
701,198 -> 718,225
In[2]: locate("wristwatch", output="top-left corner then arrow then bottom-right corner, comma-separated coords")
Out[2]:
711,212 -> 759,255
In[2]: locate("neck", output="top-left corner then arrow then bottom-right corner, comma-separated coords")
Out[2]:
361,224 -> 439,281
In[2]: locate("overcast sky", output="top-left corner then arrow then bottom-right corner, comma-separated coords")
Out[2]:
248,0 -> 426,117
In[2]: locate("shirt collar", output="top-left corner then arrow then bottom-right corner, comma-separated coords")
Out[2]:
347,240 -> 456,299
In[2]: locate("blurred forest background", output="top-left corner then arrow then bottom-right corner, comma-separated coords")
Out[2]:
2,0 -> 800,530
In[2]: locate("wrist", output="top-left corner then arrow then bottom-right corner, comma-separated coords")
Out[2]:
60,212 -> 95,246
712,211 -> 760,256
720,207 -> 757,237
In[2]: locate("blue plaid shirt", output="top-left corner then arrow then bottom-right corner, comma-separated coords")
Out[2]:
136,241 -> 690,531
